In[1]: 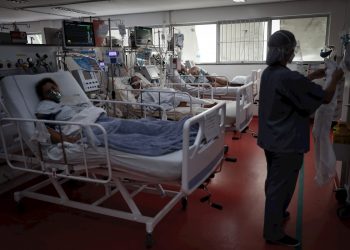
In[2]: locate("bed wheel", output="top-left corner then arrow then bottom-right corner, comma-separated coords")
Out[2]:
181,197 -> 188,210
335,189 -> 348,203
145,233 -> 154,248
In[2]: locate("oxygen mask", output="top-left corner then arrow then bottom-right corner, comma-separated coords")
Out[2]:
47,90 -> 62,103
131,80 -> 143,89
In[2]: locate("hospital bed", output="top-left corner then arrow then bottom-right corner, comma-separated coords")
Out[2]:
168,70 -> 259,133
0,70 -> 226,247
113,76 -> 216,121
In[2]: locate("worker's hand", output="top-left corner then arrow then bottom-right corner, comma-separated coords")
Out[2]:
308,68 -> 326,80
332,68 -> 344,84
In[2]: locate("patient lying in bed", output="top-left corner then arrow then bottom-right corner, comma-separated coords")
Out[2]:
129,75 -> 216,111
184,66 -> 229,87
35,78 -> 198,156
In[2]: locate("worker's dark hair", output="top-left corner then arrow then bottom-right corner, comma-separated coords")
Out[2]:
35,77 -> 58,100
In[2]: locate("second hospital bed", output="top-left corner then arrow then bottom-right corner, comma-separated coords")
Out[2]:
113,75 -> 216,121
115,73 -> 255,133
177,69 -> 261,133
0,70 -> 226,247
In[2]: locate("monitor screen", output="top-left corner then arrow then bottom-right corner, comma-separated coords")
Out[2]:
82,70 -> 92,80
44,27 -> 61,45
134,26 -> 153,46
63,20 -> 95,47
143,65 -> 159,80
108,51 -> 118,57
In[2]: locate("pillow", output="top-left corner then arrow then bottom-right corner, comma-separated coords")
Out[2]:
230,75 -> 251,85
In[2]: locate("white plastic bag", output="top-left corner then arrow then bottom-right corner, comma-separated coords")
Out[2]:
312,59 -> 339,185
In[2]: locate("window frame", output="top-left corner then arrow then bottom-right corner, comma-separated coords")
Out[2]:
217,18 -> 269,64
26,32 -> 43,45
269,14 -> 330,64
106,27 -> 130,47
120,14 -> 329,65
172,22 -> 218,64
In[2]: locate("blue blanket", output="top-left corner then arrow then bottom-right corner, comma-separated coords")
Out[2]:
90,115 -> 198,156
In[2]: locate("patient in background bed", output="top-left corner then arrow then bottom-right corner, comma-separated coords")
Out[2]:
129,75 -> 216,109
188,66 -> 229,87
35,78 -> 198,156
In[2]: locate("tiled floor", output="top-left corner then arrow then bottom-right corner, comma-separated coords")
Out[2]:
0,118 -> 349,250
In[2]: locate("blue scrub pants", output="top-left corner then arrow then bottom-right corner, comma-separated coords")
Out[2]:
263,150 -> 303,241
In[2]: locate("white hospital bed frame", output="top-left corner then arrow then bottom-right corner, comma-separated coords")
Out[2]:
113,87 -> 198,120
113,76 -> 214,120
172,69 -> 261,134
0,71 -> 226,247
168,80 -> 255,133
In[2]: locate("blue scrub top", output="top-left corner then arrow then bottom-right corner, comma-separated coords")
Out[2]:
257,65 -> 325,153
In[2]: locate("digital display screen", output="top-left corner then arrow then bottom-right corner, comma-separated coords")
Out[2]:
63,20 -> 95,47
134,26 -> 153,46
108,51 -> 118,57
144,65 -> 159,79
82,70 -> 92,80
148,67 -> 158,78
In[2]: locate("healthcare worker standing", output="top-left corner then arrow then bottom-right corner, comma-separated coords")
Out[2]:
258,30 -> 344,247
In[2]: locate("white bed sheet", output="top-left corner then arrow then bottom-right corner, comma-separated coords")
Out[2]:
72,147 -> 183,181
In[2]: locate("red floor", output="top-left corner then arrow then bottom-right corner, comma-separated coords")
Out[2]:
0,117 -> 349,250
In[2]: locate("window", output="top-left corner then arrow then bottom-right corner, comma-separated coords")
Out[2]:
152,27 -> 170,48
105,15 -> 327,64
173,24 -> 216,63
27,33 -> 42,44
272,16 -> 328,61
219,20 -> 268,63
106,28 -> 129,47
216,15 -> 327,63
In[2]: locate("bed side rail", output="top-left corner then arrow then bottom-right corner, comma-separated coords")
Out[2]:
165,82 -> 214,99
112,87 -> 200,119
232,81 -> 254,132
181,101 -> 226,194
90,98 -> 168,120
0,118 -> 112,184
180,74 -> 230,85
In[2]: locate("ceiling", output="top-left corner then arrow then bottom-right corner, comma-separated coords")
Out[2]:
0,0 -> 301,23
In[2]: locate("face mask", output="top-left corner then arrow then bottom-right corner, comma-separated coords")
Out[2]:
47,90 -> 62,103
131,80 -> 141,88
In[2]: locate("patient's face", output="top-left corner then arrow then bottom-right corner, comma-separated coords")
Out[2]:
190,66 -> 200,76
42,82 -> 61,102
130,76 -> 142,89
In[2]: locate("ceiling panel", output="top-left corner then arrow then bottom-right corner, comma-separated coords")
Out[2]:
0,0 -> 302,23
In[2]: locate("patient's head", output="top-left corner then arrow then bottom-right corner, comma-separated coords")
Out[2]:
129,75 -> 143,89
36,78 -> 61,103
189,66 -> 200,76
